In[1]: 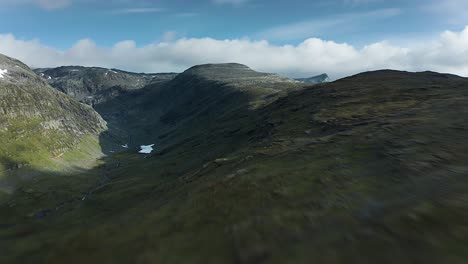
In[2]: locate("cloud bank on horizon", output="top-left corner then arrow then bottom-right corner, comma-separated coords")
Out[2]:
1,26 -> 467,79
0,0 -> 467,79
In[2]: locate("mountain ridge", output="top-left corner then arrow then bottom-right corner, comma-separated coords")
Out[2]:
34,66 -> 178,106
295,73 -> 330,84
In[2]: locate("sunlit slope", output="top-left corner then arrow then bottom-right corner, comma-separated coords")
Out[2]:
0,54 -> 107,183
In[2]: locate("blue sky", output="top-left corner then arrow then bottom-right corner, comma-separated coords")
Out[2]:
0,0 -> 467,78
0,0 -> 464,47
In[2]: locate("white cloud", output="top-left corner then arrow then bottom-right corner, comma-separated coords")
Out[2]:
162,31 -> 177,42
0,26 -> 467,79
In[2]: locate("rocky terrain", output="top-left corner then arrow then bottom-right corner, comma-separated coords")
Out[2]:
295,73 -> 330,84
34,66 -> 177,106
0,54 -> 468,264
0,54 -> 107,190
91,63 -> 301,151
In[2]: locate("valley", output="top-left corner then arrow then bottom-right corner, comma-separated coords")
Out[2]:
1,53 -> 468,264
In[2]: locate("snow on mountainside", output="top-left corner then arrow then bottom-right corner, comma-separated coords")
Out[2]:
0,69 -> 7,79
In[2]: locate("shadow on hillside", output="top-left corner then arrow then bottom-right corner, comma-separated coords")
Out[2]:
0,75 -> 268,213
94,75 -> 270,155
0,76 -> 272,264
3,70 -> 468,263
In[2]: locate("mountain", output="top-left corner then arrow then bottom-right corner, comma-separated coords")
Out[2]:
295,73 -> 330,84
1,62 -> 468,264
0,54 -> 107,190
92,63 -> 301,153
34,66 -> 178,106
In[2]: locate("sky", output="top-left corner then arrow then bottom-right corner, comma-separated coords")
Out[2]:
0,0 -> 467,78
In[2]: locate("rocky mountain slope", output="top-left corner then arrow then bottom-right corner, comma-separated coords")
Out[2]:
296,73 -> 330,84
94,63 -> 301,151
34,66 -> 177,106
1,61 -> 468,264
0,54 -> 107,189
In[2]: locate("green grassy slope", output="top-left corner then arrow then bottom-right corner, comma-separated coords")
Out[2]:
1,70 -> 468,263
0,54 -> 107,189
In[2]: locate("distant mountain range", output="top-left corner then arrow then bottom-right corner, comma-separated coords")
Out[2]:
34,66 -> 330,108
295,73 -> 330,84
1,53 -> 468,264
34,66 -> 177,105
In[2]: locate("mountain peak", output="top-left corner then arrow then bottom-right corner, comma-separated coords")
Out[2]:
187,62 -> 251,69
341,69 -> 466,83
0,53 -> 44,84
179,63 -> 295,85
0,53 -> 28,69
183,63 -> 256,77
295,73 -> 330,84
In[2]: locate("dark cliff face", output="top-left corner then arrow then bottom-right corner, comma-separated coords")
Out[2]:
94,63 -> 301,149
34,66 -> 178,105
0,54 -> 107,176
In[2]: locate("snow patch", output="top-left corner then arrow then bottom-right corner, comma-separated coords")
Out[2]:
122,144 -> 129,148
106,70 -> 118,76
0,69 -> 8,79
139,144 -> 155,154
48,76 -> 52,80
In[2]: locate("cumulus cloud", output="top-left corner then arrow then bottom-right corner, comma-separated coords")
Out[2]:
0,26 -> 467,79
